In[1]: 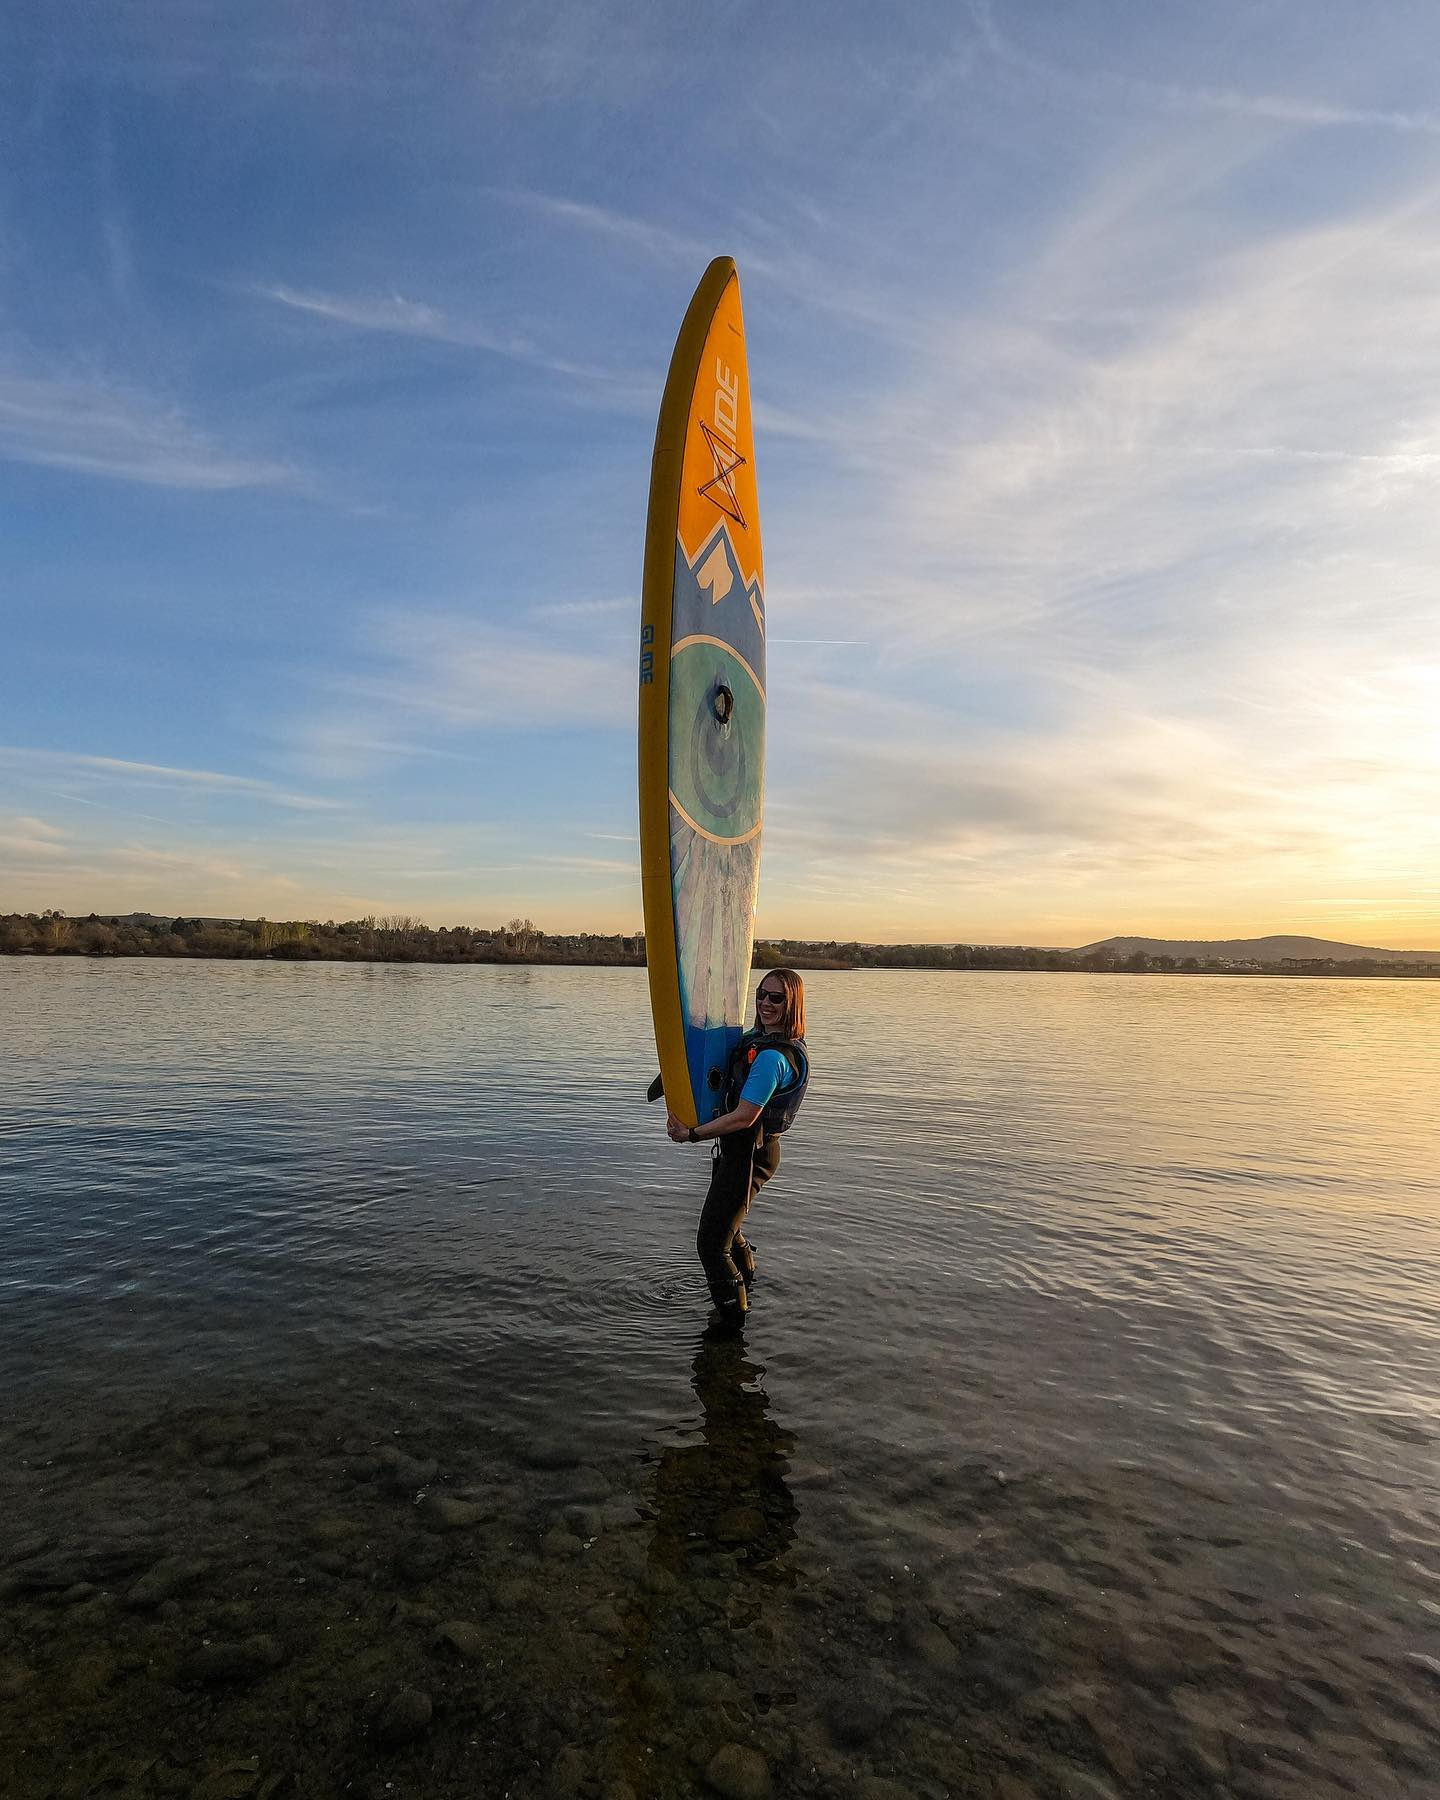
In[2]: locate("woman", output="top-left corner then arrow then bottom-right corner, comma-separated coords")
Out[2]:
667,968 -> 809,1331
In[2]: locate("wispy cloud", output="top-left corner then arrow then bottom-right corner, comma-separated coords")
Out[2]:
1129,82 -> 1440,138
784,185 -> 1440,680
535,597 -> 633,620
971,1 -> 1440,137
487,189 -> 914,344
257,285 -> 517,350
0,814 -> 69,859
0,749 -> 340,812
252,282 -> 640,389
53,791 -> 180,829
488,189 -> 712,271
0,365 -> 293,489
276,610 -> 631,783
336,613 -> 628,733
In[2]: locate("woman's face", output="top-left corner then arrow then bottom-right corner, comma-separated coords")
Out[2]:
754,977 -> 788,1033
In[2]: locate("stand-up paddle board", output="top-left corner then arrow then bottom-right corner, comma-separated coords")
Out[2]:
639,257 -> 765,1128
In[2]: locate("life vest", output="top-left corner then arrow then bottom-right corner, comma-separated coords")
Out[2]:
724,1031 -> 809,1137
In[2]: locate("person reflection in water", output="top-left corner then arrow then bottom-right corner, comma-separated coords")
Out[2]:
653,1335 -> 799,1575
667,969 -> 809,1334
612,1334 -> 799,1784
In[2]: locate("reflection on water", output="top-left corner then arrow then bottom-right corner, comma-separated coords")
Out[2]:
615,1337 -> 797,1791
647,1337 -> 798,1580
2,959 -> 1438,1797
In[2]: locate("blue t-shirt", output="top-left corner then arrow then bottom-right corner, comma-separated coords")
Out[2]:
740,1047 -> 796,1109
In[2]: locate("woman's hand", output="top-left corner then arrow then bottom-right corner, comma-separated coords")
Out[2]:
666,1101 -> 762,1143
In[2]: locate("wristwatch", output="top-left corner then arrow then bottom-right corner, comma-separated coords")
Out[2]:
687,1126 -> 699,1143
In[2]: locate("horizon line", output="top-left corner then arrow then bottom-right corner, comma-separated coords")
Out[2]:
6,906 -> 1440,960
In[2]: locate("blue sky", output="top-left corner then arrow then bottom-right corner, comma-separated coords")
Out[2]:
4,0 -> 1440,946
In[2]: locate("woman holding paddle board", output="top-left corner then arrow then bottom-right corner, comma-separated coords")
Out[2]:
667,968 -> 808,1331
640,258 -> 806,1330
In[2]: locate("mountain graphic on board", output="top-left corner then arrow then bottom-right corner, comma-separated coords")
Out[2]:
672,526 -> 765,683
683,522 -> 762,623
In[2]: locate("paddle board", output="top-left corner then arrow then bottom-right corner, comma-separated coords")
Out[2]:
639,257 -> 765,1128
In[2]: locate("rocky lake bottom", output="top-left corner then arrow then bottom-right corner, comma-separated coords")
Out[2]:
4,1345 -> 1436,1800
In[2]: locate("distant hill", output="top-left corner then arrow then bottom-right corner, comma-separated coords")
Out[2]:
1079,934 -> 1440,965
103,912 -> 240,926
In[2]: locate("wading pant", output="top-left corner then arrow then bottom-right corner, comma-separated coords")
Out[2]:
696,1130 -> 781,1312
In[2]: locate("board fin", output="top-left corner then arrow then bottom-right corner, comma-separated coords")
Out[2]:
646,1073 -> 665,1103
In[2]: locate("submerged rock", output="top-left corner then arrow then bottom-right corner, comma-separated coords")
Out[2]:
704,1743 -> 770,1800
5,1558 -> 82,1598
126,1556 -> 211,1610
378,1445 -> 439,1490
390,1598 -> 439,1630
899,1613 -> 959,1672
305,1515 -> 360,1548
4,1533 -> 55,1566
374,1685 -> 432,1748
421,1495 -> 487,1532
83,1539 -> 161,1582
394,1537 -> 448,1583
563,1504 -> 605,1538
682,1670 -> 741,1708
0,1657 -> 34,1700
181,1635 -> 284,1686
826,1673 -> 894,1747
210,1601 -> 255,1632
546,1745 -> 587,1796
524,1440 -> 581,1472
434,1619 -> 488,1658
582,1601 -> 622,1638
191,1756 -> 263,1800
714,1506 -> 765,1546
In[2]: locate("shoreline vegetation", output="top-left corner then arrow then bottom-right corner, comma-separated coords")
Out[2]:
3,910 -> 1439,977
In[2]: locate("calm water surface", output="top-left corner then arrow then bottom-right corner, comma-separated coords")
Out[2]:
2,961 -> 1437,1800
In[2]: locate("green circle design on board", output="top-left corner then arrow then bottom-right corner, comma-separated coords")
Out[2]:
669,642 -> 765,841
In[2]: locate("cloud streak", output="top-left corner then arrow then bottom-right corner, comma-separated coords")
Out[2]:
252,282 -> 642,390
971,1 -> 1440,137
0,749 -> 340,812
0,365 -> 293,489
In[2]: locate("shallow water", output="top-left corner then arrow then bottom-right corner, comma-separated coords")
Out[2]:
2,960 -> 1437,1799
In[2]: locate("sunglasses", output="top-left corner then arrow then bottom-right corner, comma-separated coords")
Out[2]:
756,988 -> 786,1005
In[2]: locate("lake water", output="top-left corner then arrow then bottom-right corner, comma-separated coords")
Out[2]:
2,959 -> 1437,1800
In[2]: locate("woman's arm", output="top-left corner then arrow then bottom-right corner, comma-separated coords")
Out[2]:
667,1102 -> 761,1143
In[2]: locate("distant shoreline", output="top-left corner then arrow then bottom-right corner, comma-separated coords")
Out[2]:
5,948 -> 1437,979
3,911 -> 1438,978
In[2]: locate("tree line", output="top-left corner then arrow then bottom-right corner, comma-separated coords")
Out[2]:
0,912 -> 643,964
3,911 -> 1435,976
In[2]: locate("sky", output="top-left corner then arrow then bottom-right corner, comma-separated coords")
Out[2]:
3,0 -> 1439,948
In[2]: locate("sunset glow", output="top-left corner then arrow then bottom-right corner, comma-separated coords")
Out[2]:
4,4 -> 1439,947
